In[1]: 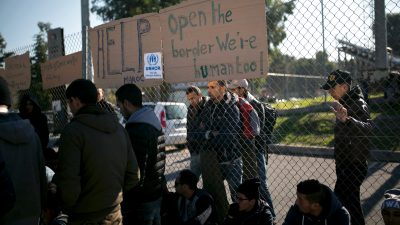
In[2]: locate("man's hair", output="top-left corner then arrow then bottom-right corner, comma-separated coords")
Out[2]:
216,80 -> 227,87
115,84 -> 143,107
66,79 -> 98,104
178,169 -> 198,190
185,86 -> 201,95
297,179 -> 326,204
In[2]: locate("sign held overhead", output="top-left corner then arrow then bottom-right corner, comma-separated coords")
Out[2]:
89,13 -> 163,88
160,0 -> 268,83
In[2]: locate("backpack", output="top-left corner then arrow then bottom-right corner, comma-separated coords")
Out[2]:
260,102 -> 277,137
237,97 -> 260,139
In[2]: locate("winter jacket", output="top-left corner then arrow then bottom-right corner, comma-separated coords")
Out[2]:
53,104 -> 139,218
18,94 -> 49,150
176,189 -> 217,225
335,85 -> 372,164
0,149 -> 15,217
0,113 -> 47,224
282,184 -> 350,225
187,96 -> 209,154
201,91 -> 241,162
223,200 -> 274,225
124,106 -> 166,204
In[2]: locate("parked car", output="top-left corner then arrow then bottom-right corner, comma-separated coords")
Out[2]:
143,102 -> 187,148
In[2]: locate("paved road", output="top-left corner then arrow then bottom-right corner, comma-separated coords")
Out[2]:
164,148 -> 400,225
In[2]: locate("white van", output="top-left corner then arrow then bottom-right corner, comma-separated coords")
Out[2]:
143,102 -> 187,148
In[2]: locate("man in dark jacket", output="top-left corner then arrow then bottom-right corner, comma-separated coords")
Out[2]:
116,83 -> 166,225
283,179 -> 350,225
54,79 -> 140,225
171,169 -> 217,225
0,77 -> 47,225
321,69 -> 372,225
200,80 -> 242,223
224,178 -> 274,225
186,86 -> 208,177
18,94 -> 49,151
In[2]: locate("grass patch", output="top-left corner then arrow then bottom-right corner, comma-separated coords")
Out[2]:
272,101 -> 400,151
273,112 -> 335,147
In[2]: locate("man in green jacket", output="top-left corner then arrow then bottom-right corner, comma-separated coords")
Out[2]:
54,79 -> 140,225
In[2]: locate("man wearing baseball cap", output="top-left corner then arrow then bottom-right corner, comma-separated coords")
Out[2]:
321,69 -> 372,225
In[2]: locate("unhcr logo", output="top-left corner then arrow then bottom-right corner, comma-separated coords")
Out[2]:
147,53 -> 159,66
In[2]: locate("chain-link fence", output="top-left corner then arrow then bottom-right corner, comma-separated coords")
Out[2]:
3,0 -> 400,224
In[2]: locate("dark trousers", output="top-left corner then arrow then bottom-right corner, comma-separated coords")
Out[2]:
334,161 -> 368,225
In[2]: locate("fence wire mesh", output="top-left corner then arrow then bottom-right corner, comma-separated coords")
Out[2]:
3,0 -> 400,224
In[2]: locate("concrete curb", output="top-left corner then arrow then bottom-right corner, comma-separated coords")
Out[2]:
269,144 -> 400,163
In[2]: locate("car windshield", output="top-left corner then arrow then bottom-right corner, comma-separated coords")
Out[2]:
165,105 -> 187,120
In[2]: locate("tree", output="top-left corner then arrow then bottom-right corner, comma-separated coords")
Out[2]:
23,22 -> 52,110
91,0 -> 181,21
265,0 -> 295,50
0,33 -> 14,68
0,33 -> 6,68
387,13 -> 400,56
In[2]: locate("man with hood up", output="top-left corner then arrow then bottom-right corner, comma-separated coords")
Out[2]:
0,77 -> 47,225
116,83 -> 167,225
321,69 -> 372,225
18,93 -> 49,151
53,79 -> 139,225
282,179 -> 350,225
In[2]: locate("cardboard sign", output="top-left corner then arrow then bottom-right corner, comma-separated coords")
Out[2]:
159,0 -> 268,83
0,52 -> 31,91
89,13 -> 163,88
40,51 -> 82,89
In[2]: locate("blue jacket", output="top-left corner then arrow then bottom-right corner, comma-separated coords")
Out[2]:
282,185 -> 350,225
124,106 -> 166,204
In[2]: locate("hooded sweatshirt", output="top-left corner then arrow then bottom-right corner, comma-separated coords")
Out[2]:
18,94 -> 49,150
53,104 -> 139,218
0,113 -> 47,224
124,106 -> 166,204
282,185 -> 350,225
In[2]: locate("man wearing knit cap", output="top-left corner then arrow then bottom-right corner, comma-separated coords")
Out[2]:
282,179 -> 350,225
0,77 -> 47,225
223,178 -> 274,225
381,188 -> 400,225
229,79 -> 276,218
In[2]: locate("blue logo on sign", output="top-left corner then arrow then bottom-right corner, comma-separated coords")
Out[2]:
147,54 -> 159,66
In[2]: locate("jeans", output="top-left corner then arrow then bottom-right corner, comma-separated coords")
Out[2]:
241,139 -> 257,180
256,151 -> 276,218
190,152 -> 201,178
220,157 -> 243,203
69,207 -> 122,225
200,151 -> 229,224
335,161 -> 368,225
123,197 -> 162,225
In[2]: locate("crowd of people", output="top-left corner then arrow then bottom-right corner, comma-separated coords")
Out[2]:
0,68 -> 398,225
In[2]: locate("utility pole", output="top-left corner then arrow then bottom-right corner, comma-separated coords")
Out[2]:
374,0 -> 388,70
320,0 -> 327,102
81,0 -> 92,80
